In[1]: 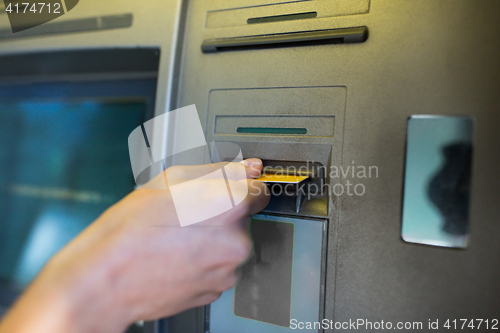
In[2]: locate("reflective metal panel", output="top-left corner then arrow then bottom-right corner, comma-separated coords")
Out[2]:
402,115 -> 474,248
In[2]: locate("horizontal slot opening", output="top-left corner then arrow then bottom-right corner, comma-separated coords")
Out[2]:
202,27 -> 368,53
247,11 -> 317,25
237,127 -> 307,135
213,37 -> 344,52
214,115 -> 335,137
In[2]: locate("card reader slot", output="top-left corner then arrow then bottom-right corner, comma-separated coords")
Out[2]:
201,26 -> 368,53
247,11 -> 317,25
258,160 -> 327,215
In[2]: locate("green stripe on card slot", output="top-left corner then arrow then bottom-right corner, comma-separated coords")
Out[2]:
236,127 -> 307,135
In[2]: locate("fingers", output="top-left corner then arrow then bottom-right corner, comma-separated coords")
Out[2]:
193,292 -> 223,307
242,179 -> 271,215
238,158 -> 263,179
162,158 -> 268,227
165,159 -> 263,183
215,178 -> 269,224
204,158 -> 262,181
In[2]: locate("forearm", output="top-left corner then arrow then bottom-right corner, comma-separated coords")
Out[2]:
0,273 -> 84,333
0,160 -> 268,332
0,243 -> 130,333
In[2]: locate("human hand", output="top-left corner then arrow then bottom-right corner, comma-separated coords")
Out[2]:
0,158 -> 270,333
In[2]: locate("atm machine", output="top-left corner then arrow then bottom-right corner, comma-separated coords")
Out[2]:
166,0 -> 500,332
0,1 -> 499,333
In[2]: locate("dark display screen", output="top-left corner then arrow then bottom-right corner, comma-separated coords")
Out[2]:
0,79 -> 156,309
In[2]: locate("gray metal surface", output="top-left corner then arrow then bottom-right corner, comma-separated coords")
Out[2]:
173,0 -> 500,331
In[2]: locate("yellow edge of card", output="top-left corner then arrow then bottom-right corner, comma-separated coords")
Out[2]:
256,174 -> 308,184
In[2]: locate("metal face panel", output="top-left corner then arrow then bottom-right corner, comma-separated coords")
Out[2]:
175,0 -> 500,331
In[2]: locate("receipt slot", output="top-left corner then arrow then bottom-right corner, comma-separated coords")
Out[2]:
208,214 -> 326,333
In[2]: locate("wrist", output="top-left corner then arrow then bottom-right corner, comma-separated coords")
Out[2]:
37,243 -> 133,333
0,246 -> 132,333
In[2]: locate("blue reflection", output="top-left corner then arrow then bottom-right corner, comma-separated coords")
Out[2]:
14,204 -> 86,285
